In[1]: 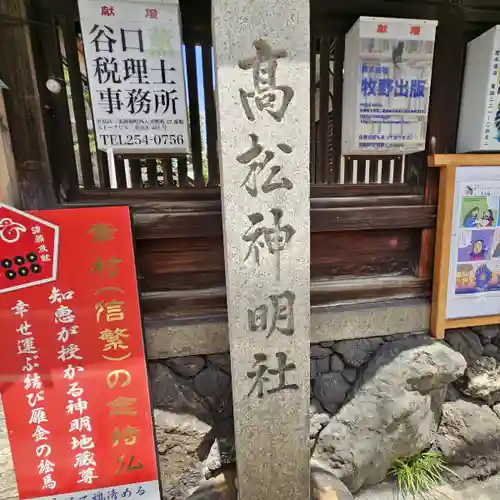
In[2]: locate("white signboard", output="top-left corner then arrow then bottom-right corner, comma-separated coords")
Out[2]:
457,26 -> 500,152
342,17 -> 437,155
447,166 -> 500,319
78,0 -> 189,153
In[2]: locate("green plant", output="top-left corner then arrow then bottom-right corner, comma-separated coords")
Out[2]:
389,451 -> 456,499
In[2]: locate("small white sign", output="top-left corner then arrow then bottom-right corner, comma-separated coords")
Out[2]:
78,0 -> 189,153
457,26 -> 500,152
30,480 -> 161,500
342,16 -> 437,155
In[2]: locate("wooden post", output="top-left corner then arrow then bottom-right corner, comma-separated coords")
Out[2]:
0,0 -> 57,209
0,87 -> 21,206
418,2 -> 466,280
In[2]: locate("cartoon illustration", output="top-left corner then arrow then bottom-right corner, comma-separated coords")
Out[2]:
462,206 -> 479,228
460,194 -> 499,229
455,262 -> 500,294
475,264 -> 493,291
455,185 -> 500,295
481,209 -> 495,227
470,239 -> 487,260
457,229 -> 494,263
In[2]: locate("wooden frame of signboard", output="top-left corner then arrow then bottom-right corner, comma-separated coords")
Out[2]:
429,153 -> 500,339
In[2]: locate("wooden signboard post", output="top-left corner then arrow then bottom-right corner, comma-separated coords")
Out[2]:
430,154 -> 500,338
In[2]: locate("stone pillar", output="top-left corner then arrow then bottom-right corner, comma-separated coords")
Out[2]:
212,1 -> 311,499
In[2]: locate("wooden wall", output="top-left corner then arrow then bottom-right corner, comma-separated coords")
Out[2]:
3,0 -> 500,325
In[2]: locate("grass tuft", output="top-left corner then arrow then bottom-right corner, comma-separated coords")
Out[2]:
389,451 -> 456,499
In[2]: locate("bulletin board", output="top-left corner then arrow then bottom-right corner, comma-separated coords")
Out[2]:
430,154 -> 500,338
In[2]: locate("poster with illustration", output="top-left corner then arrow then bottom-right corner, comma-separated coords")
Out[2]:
453,181 -> 500,296
446,169 -> 500,321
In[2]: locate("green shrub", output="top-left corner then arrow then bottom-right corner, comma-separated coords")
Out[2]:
389,451 -> 456,499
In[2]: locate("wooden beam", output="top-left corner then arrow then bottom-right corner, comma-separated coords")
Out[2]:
72,184 -> 416,203
0,0 -> 57,209
445,315 -> 500,330
141,274 -> 430,322
429,153 -> 500,167
71,187 -> 222,202
66,193 -> 435,238
311,183 -> 414,197
311,204 -> 435,232
131,203 -> 434,239
417,166 -> 439,278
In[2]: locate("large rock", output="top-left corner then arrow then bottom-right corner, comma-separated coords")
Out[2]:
433,400 -> 500,480
313,337 -> 466,493
460,356 -> 500,404
155,410 -> 212,500
445,329 -> 483,365
313,372 -> 351,413
332,338 -> 383,368
154,411 -> 238,500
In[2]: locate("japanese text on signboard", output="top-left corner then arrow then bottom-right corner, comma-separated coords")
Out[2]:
79,0 -> 189,152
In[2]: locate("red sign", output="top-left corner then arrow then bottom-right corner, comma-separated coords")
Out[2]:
410,25 -> 421,36
376,23 -> 388,33
0,205 -> 58,294
0,206 -> 160,500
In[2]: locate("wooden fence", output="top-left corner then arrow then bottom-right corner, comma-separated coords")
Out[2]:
2,0 -> 500,324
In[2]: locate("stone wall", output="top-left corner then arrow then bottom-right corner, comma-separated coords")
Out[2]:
148,328 -> 500,499
147,334 -> 419,499
435,326 -> 500,482
3,328 -> 500,500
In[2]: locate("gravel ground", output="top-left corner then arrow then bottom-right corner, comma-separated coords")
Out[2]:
355,474 -> 500,500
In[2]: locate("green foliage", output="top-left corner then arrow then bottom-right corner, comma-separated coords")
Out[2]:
389,451 -> 456,499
